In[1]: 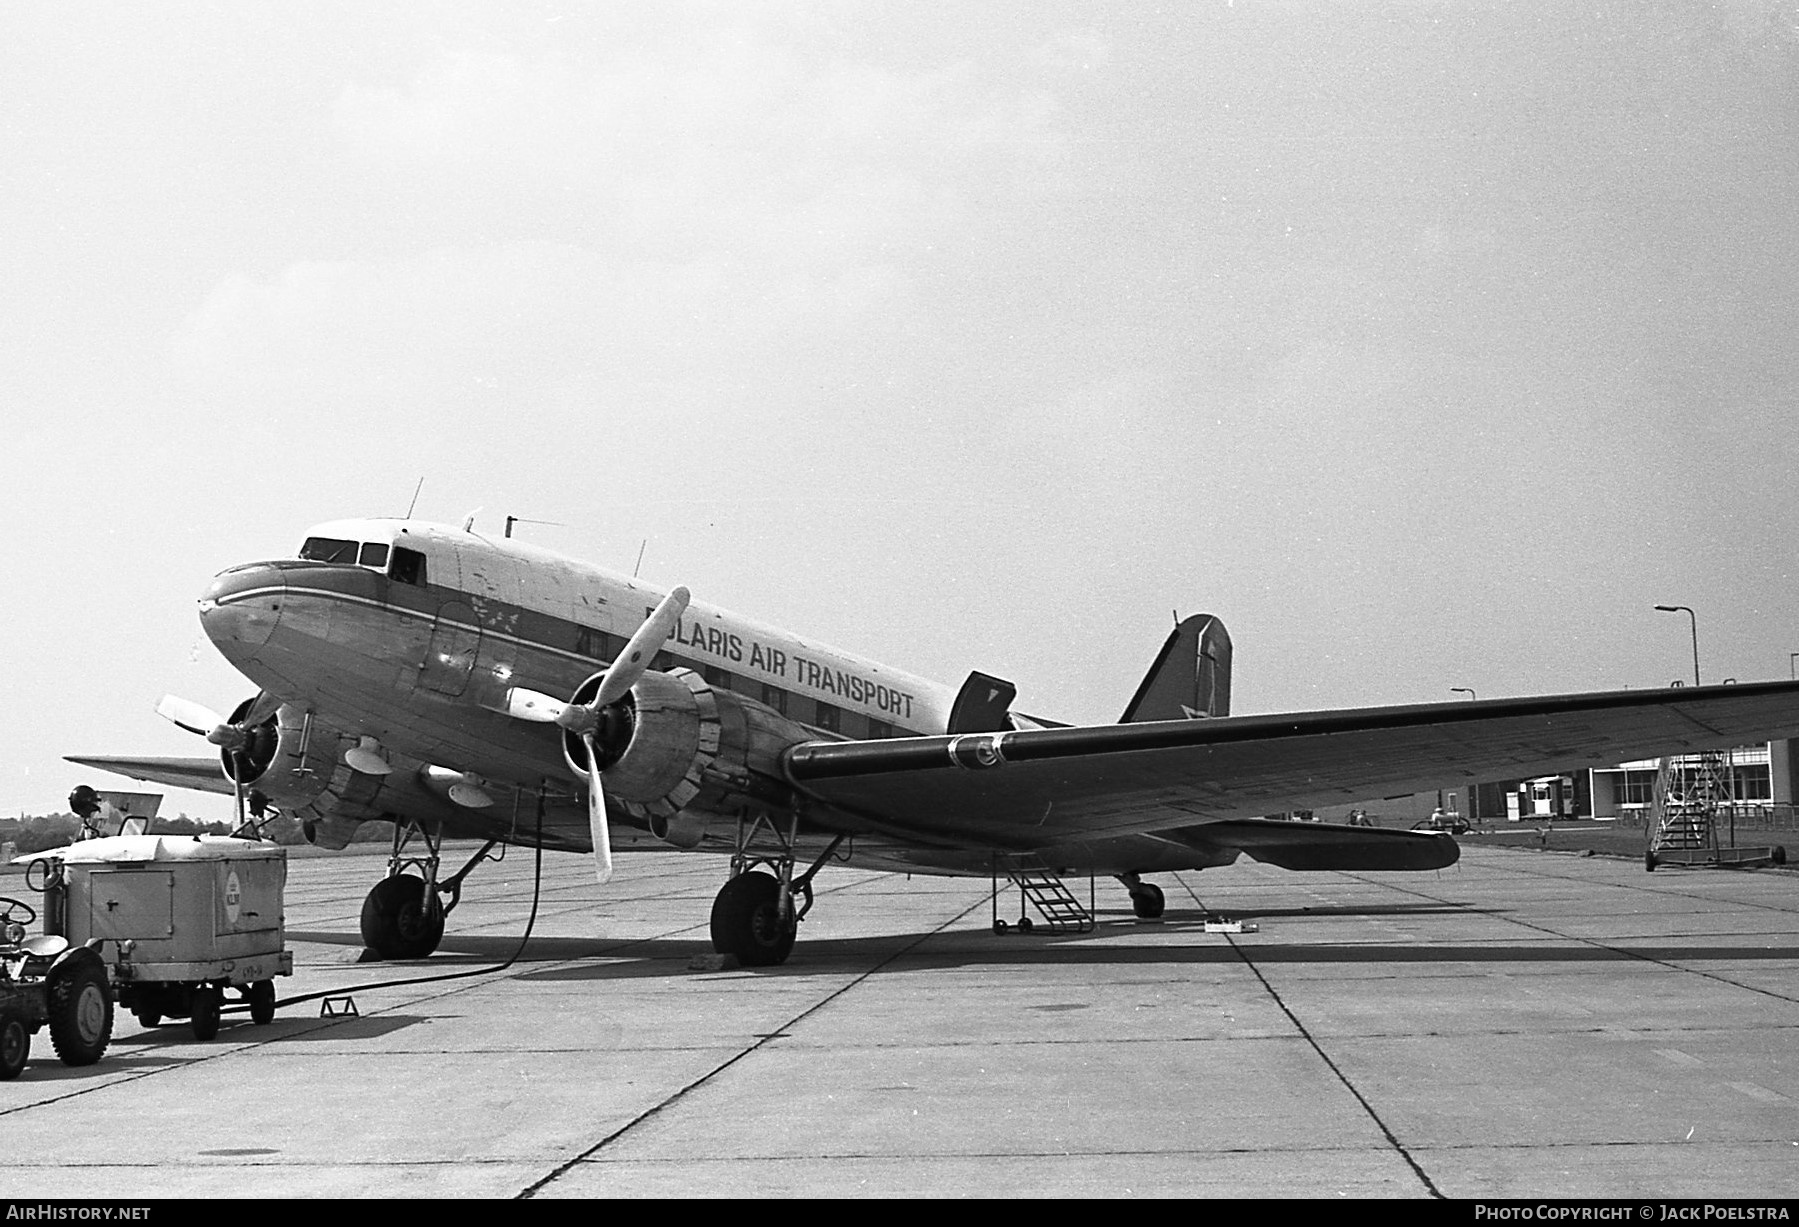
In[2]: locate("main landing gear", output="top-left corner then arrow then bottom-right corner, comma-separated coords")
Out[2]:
359,818 -> 500,960
708,811 -> 843,967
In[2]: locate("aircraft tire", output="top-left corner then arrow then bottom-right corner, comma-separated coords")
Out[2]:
709,872 -> 796,967
248,980 -> 277,1026
1132,883 -> 1166,920
360,875 -> 445,960
0,1016 -> 28,1080
190,986 -> 221,1042
47,954 -> 113,1066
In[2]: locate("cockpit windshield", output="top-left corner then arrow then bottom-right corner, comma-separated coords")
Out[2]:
299,536 -> 393,571
299,536 -> 358,564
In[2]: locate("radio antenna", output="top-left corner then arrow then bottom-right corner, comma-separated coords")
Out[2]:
405,477 -> 425,519
633,539 -> 648,578
504,515 -> 565,539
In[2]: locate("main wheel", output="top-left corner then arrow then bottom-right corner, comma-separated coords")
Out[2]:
247,980 -> 276,1026
47,955 -> 113,1066
190,986 -> 221,1041
360,874 -> 445,959
1132,883 -> 1166,920
0,1017 -> 28,1080
709,872 -> 796,967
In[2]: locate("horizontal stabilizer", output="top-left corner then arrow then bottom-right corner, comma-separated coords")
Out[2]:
64,755 -> 233,797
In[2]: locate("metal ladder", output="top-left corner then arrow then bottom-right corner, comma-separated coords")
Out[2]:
1647,751 -> 1726,866
992,859 -> 1095,934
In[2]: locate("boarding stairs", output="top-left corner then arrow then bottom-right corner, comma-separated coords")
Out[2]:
1646,751 -> 1783,869
991,858 -> 1095,934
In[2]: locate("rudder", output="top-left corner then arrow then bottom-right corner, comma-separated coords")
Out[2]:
1119,614 -> 1232,722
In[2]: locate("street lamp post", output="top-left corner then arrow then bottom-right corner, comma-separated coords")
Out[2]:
1450,688 -> 1478,822
1654,605 -> 1700,687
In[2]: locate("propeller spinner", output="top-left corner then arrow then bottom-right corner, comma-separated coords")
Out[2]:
503,586 -> 691,883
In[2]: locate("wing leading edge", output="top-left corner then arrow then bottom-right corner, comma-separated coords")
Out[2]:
783,679 -> 1799,848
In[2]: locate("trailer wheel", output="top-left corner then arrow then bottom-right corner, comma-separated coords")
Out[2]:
191,986 -> 221,1042
248,980 -> 276,1026
134,1008 -> 162,1029
47,956 -> 112,1066
0,1017 -> 28,1080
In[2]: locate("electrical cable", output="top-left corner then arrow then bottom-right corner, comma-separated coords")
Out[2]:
243,795 -> 549,1015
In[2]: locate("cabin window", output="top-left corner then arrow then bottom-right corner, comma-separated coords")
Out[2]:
359,542 -> 390,568
760,683 -> 787,714
869,718 -> 893,739
814,702 -> 841,733
389,546 -> 428,586
300,536 -> 358,564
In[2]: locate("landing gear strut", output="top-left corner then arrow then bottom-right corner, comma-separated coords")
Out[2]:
708,811 -> 842,966
359,818 -> 499,960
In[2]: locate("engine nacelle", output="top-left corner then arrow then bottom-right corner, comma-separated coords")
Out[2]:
562,667 -> 815,848
215,698 -> 399,849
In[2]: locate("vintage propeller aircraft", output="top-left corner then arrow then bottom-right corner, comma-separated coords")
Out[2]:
71,517 -> 1799,964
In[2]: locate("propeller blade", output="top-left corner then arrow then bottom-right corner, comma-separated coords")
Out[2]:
156,695 -> 226,739
503,688 -> 571,724
583,732 -> 614,884
241,690 -> 283,728
595,586 -> 690,708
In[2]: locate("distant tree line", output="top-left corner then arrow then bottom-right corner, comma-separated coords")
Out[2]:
3,812 -> 397,854
2,811 -> 300,853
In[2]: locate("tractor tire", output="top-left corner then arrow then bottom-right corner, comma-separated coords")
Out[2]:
0,1016 -> 28,1080
47,955 -> 113,1066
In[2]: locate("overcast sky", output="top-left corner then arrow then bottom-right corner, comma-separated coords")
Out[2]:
5,2 -> 1798,820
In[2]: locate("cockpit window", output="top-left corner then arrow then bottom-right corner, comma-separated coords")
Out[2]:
299,537 -> 358,564
390,546 -> 427,586
359,542 -> 389,568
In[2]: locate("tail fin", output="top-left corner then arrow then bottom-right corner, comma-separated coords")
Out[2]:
1120,614 -> 1232,722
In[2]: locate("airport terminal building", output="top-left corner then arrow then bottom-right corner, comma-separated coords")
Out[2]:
1317,739 -> 1799,828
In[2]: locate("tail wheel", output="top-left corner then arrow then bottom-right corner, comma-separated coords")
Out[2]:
1131,883 -> 1166,920
710,871 -> 796,967
47,956 -> 113,1066
360,875 -> 445,960
0,1017 -> 28,1080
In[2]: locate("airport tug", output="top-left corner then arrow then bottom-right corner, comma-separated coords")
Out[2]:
2,792 -> 293,1075
0,893 -> 111,1079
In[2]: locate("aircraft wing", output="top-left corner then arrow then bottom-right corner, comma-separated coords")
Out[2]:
784,680 -> 1799,846
64,756 -> 234,797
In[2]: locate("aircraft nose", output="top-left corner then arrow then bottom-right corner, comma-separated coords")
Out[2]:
199,564 -> 285,655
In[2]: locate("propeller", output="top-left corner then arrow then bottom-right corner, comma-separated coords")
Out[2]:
504,586 -> 691,883
156,691 -> 283,834
156,692 -> 281,750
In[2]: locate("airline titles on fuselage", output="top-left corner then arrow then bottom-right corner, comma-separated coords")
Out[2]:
660,611 -> 916,719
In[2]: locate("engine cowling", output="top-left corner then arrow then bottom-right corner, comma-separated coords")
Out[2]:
562,667 -> 814,848
214,698 -> 401,849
